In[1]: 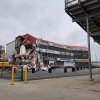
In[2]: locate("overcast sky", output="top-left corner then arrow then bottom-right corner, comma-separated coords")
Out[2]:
0,0 -> 100,61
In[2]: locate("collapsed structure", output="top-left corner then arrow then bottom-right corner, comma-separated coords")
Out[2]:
6,34 -> 88,70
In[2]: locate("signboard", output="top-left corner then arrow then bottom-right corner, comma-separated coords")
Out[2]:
57,58 -> 73,62
75,59 -> 89,62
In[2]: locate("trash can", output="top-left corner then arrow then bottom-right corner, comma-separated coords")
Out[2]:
32,68 -> 35,73
64,67 -> 67,73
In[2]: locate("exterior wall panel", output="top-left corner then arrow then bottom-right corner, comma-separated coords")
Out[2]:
6,41 -> 15,60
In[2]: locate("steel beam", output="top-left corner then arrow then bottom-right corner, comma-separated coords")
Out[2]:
94,39 -> 100,43
91,32 -> 100,36
86,17 -> 94,81
72,11 -> 100,22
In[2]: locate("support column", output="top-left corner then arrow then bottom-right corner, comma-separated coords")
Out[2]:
86,16 -> 94,81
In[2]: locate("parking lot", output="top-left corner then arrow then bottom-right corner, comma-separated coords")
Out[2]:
1,74 -> 100,100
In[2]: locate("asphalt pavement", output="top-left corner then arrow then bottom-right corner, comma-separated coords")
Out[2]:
1,74 -> 100,100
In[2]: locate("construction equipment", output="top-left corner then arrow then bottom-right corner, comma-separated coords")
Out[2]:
0,45 -> 9,67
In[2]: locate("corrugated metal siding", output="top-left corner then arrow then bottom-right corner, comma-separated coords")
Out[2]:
6,41 -> 15,60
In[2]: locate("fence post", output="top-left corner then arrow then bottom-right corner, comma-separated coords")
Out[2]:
21,66 -> 23,81
11,66 -> 14,85
0,67 -> 3,78
24,66 -> 28,83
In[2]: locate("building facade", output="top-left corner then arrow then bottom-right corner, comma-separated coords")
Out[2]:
37,39 -> 88,68
6,34 -> 89,68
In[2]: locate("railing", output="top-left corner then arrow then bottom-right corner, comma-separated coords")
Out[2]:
65,0 -> 86,7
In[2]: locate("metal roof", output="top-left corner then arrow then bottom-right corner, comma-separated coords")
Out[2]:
65,0 -> 100,44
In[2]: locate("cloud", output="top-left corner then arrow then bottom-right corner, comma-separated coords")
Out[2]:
0,0 -> 100,60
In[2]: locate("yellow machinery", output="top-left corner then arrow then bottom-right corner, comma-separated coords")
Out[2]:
0,45 -> 9,67
0,62 -> 10,67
